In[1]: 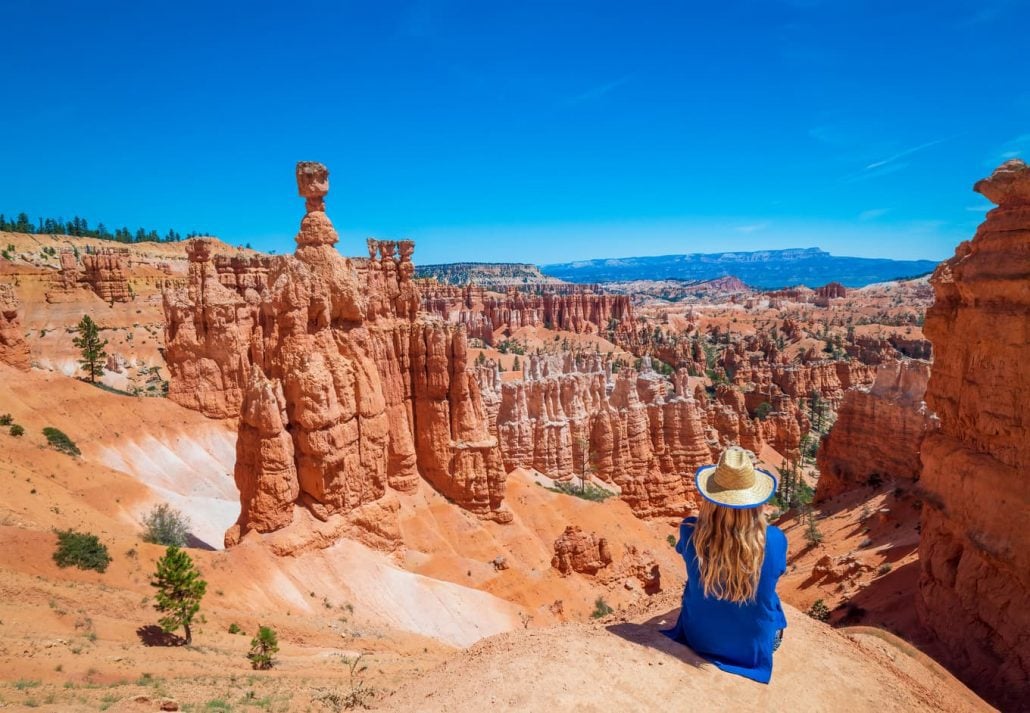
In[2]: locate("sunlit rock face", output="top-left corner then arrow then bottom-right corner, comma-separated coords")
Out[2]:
163,162 -> 510,549
815,360 -> 934,502
917,159 -> 1030,710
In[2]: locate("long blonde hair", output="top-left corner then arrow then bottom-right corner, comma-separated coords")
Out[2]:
693,500 -> 767,603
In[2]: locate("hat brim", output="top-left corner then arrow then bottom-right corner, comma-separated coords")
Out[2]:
694,464 -> 778,509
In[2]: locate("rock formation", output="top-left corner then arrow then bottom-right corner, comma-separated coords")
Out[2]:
815,282 -> 847,299
0,284 -> 31,370
163,239 -> 257,419
422,283 -> 635,344
815,360 -> 935,501
82,249 -> 132,302
48,248 -> 133,302
916,159 -> 1029,710
491,353 -> 715,518
551,525 -> 613,575
163,162 -> 510,547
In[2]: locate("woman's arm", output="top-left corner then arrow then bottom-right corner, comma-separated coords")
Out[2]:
675,516 -> 698,555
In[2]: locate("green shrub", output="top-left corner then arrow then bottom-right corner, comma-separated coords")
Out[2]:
248,625 -> 279,670
228,623 -> 243,635
754,402 -> 772,420
43,427 -> 80,456
878,562 -> 893,575
667,534 -> 677,548
0,413 -> 12,426
591,597 -> 614,619
807,599 -> 831,622
9,424 -> 24,437
53,530 -> 111,573
141,503 -> 191,547
547,480 -> 615,502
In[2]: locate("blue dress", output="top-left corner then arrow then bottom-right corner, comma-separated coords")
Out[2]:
663,516 -> 788,684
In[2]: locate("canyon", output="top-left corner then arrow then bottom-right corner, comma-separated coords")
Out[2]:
0,160 -> 1023,711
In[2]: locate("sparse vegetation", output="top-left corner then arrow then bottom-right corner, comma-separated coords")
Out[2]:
754,401 -> 772,420
150,546 -> 207,645
807,599 -> 831,622
9,424 -> 24,437
667,534 -> 677,547
53,530 -> 111,573
315,653 -> 377,710
0,413 -> 11,426
43,426 -> 80,456
547,479 -> 615,502
142,503 -> 191,547
228,623 -> 244,635
247,625 -> 279,670
591,597 -> 614,619
878,562 -> 893,575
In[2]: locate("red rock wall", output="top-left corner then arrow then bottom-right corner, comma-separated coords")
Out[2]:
0,283 -> 31,370
917,160 -> 1030,710
815,360 -> 934,501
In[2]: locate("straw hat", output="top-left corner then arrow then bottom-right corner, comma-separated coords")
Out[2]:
694,446 -> 778,509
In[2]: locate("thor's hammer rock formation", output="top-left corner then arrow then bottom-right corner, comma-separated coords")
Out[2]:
163,162 -> 510,547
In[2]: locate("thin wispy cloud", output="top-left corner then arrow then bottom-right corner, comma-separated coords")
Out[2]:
859,208 -> 889,221
735,222 -> 770,233
838,135 -> 957,184
864,138 -> 949,170
564,76 -> 632,106
998,133 -> 1029,160
840,161 -> 910,184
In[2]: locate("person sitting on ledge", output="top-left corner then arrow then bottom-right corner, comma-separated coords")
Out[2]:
663,445 -> 787,684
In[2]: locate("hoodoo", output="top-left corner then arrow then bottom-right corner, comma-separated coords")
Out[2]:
917,159 -> 1030,709
163,162 -> 510,547
0,283 -> 31,370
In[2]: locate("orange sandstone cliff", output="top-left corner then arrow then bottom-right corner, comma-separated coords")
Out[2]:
163,162 -> 510,547
815,360 -> 935,501
917,159 -> 1030,709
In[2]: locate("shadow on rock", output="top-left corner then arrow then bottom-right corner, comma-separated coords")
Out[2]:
606,608 -> 706,670
136,625 -> 185,647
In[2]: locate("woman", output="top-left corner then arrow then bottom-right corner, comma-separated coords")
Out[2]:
664,446 -> 788,684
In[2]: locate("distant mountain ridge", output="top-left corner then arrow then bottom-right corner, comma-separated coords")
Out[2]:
541,247 -> 938,288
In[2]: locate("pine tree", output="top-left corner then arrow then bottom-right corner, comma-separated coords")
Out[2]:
803,506 -> 823,547
150,546 -> 207,645
73,315 -> 108,383
247,625 -> 279,669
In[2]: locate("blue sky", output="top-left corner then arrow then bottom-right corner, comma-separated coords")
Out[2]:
1,1 -> 1027,264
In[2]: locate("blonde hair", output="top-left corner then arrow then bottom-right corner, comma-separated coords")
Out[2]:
692,499 -> 767,603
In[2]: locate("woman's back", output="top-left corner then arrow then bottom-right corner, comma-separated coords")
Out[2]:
667,516 -> 788,683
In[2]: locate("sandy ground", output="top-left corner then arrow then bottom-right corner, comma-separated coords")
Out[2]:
381,602 -> 990,713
